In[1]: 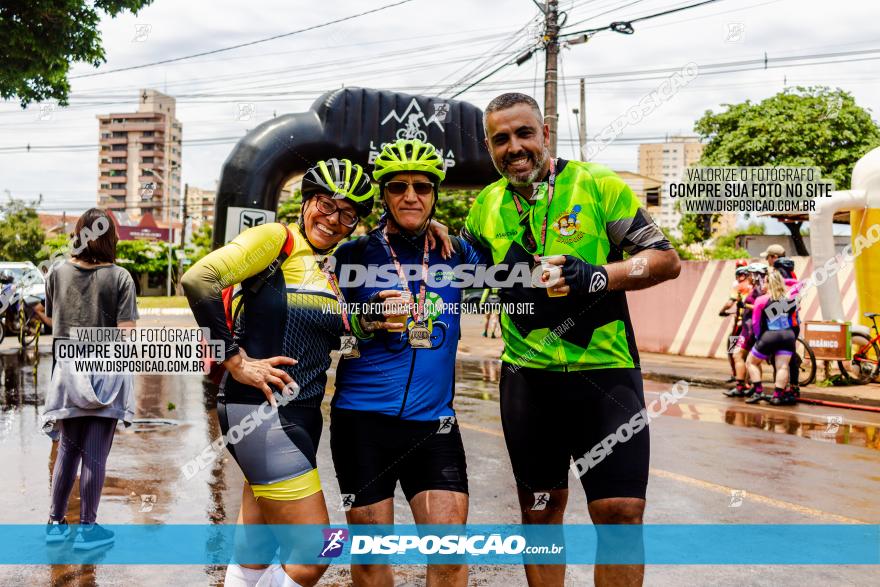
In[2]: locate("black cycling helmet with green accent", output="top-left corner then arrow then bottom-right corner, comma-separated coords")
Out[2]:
372,139 -> 446,185
301,158 -> 376,218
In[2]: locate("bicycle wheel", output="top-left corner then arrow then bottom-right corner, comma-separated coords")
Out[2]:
796,337 -> 816,386
838,334 -> 880,385
18,307 -> 38,348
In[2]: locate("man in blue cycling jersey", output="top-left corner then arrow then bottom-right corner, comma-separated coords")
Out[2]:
331,139 -> 484,587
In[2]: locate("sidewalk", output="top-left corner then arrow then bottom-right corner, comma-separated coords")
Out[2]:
638,351 -> 880,408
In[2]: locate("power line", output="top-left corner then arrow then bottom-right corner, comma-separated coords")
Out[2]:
564,0 -> 649,30
3,45 -> 879,151
70,0 -> 416,79
562,0 -> 724,38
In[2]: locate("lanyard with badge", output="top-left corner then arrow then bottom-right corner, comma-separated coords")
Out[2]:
319,257 -> 360,359
383,226 -> 432,348
511,158 -> 556,259
510,158 -> 565,297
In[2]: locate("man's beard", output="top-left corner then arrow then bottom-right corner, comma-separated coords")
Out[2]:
496,148 -> 549,188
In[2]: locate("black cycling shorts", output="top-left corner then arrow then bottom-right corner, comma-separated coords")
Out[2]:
217,392 -> 322,493
751,329 -> 796,360
500,364 -> 649,502
330,407 -> 468,508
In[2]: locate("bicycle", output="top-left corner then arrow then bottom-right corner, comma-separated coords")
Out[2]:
17,294 -> 42,351
838,313 -> 880,384
795,336 -> 817,387
721,310 -> 816,387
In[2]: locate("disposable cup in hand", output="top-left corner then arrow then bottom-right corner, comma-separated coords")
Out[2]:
540,257 -> 567,297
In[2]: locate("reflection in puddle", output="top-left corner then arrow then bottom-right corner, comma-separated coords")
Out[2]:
453,358 -> 880,451
455,358 -> 501,401
654,397 -> 880,450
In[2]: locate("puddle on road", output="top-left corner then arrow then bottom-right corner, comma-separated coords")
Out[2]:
655,396 -> 880,451
128,418 -> 181,432
453,358 -> 880,451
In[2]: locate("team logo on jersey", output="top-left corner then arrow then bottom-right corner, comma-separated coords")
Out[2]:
551,205 -> 584,243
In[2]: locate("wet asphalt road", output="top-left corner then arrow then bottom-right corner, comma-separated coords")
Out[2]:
1,316 -> 878,586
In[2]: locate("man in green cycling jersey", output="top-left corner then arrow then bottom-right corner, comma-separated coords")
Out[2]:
462,92 -> 680,587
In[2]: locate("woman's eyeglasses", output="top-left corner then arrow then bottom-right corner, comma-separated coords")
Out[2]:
314,196 -> 359,228
385,181 -> 435,196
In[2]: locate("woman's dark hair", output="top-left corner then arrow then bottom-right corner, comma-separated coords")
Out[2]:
71,208 -> 118,264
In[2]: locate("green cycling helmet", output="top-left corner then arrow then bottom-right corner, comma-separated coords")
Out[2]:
301,158 -> 375,217
372,139 -> 446,183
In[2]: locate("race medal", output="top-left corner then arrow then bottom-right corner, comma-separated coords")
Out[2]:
339,335 -> 360,359
409,323 -> 432,348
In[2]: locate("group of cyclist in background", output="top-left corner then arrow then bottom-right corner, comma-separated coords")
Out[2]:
721,244 -> 803,406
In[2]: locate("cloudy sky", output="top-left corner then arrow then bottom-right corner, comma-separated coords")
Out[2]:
1,0 -> 878,221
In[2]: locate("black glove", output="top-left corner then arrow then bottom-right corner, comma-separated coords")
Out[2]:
559,255 -> 609,295
361,291 -> 387,324
736,299 -> 745,309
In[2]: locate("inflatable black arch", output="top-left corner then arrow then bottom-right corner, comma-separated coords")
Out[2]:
212,87 -> 498,249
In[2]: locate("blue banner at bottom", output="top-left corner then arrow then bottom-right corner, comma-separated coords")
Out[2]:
3,524 -> 879,565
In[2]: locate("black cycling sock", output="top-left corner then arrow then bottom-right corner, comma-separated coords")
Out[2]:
752,383 -> 764,395
773,387 -> 785,398
735,379 -> 745,391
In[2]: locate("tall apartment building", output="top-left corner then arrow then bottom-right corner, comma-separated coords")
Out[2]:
638,136 -> 704,230
185,185 -> 216,231
97,89 -> 182,225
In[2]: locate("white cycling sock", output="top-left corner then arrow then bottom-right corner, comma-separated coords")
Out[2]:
254,563 -> 303,587
224,563 -> 267,587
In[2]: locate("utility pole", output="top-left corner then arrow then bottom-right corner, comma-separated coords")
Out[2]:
576,78 -> 586,158
543,0 -> 560,156
181,183 -> 189,245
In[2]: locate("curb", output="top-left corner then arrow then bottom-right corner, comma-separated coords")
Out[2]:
641,369 -> 880,409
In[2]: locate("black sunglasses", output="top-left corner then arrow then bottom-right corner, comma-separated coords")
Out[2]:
385,181 -> 435,196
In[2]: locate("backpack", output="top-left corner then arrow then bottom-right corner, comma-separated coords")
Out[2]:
206,224 -> 295,384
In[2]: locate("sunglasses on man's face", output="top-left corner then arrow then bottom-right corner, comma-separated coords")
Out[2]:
384,181 -> 435,196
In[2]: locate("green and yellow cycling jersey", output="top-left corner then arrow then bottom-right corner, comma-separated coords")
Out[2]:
463,159 -> 671,371
182,223 -> 343,406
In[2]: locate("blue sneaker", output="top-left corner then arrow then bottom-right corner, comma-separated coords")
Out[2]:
45,519 -> 70,544
73,524 -> 115,550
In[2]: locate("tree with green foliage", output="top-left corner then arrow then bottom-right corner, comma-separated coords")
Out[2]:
693,86 -> 880,253
694,86 -> 880,190
0,197 -> 46,262
185,223 -> 213,266
116,239 -> 171,293
1,0 -> 154,107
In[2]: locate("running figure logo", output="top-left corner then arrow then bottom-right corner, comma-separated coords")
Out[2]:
338,493 -> 355,512
531,492 -> 550,510
319,528 -> 349,558
437,416 -> 456,434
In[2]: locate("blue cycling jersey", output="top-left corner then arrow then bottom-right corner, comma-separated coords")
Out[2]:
332,226 -> 484,421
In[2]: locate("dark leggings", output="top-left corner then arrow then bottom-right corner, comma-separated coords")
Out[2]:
49,416 -> 117,524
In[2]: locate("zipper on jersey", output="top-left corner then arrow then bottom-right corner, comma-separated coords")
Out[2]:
397,349 -> 418,417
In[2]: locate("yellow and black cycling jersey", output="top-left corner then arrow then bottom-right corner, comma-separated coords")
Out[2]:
182,222 -> 343,407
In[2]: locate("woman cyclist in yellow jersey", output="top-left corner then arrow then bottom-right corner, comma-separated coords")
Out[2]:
182,159 -> 374,587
